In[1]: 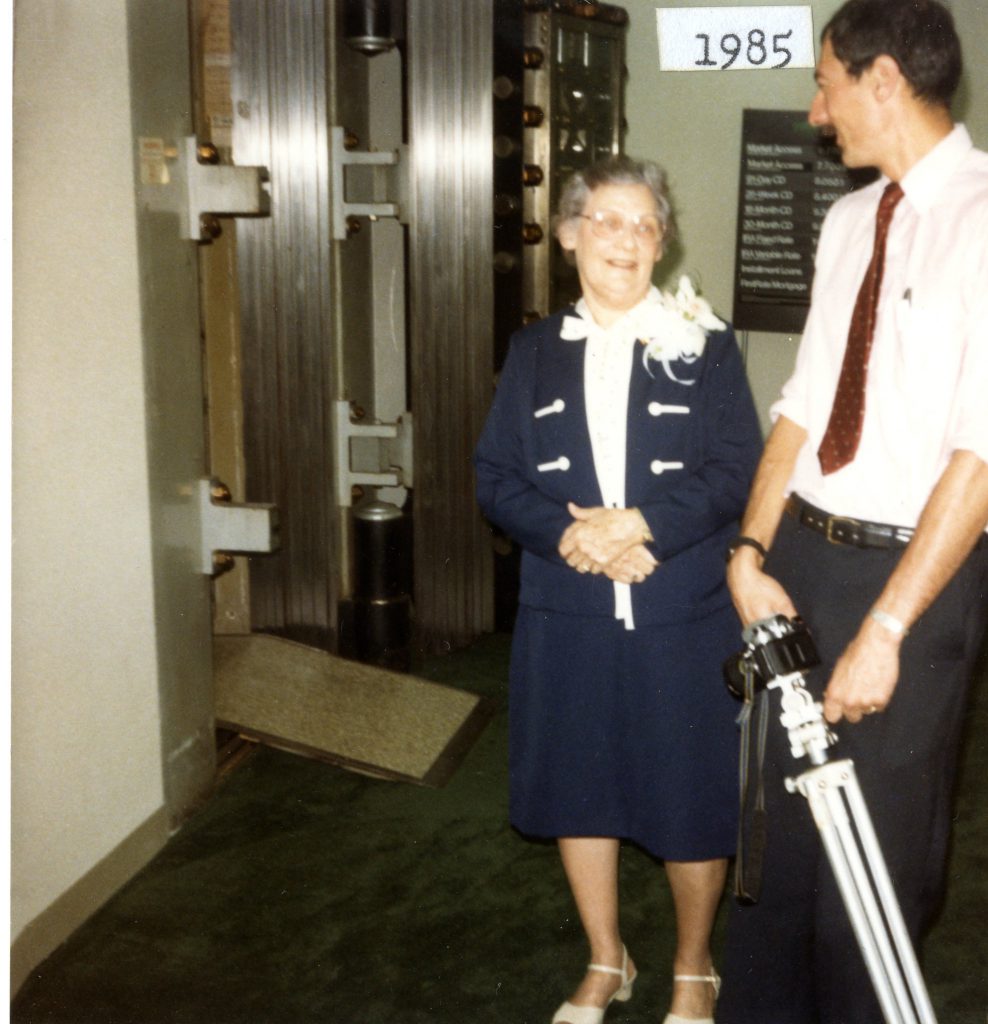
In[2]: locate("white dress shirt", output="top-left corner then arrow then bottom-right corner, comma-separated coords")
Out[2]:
574,291 -> 653,629
773,124 -> 988,529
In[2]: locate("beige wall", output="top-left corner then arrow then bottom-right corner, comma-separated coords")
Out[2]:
12,0 -> 168,982
623,0 -> 988,428
951,2 -> 988,145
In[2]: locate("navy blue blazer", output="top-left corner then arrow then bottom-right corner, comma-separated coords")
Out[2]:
474,307 -> 763,627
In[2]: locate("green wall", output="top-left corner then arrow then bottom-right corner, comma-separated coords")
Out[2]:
622,0 -> 988,428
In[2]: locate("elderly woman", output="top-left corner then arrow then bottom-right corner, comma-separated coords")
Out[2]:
474,155 -> 762,1024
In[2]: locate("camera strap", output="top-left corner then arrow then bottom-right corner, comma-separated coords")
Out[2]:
734,663 -> 769,903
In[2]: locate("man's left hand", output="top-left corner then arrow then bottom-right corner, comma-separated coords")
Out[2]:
823,618 -> 903,724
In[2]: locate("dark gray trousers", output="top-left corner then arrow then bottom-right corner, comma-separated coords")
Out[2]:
718,512 -> 988,1024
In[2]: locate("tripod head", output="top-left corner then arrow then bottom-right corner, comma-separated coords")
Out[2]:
725,614 -> 835,765
725,614 -> 820,696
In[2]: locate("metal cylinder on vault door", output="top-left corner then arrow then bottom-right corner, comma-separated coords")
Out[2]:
352,500 -> 411,670
344,0 -> 403,56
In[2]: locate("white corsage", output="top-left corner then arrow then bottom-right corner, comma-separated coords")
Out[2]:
638,276 -> 725,384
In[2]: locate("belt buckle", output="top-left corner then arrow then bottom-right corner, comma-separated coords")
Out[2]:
825,515 -> 860,545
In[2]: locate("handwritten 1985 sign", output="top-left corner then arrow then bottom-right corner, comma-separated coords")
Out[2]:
656,6 -> 815,72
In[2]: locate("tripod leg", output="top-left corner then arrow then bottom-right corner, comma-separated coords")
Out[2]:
842,769 -> 938,1024
797,759 -> 939,1024
806,782 -> 911,1024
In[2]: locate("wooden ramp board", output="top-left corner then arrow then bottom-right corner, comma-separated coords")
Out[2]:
214,634 -> 493,788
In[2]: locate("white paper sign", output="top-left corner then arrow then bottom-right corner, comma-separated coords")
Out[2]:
657,6 -> 815,72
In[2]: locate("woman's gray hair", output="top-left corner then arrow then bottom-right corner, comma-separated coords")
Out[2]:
554,155 -> 677,242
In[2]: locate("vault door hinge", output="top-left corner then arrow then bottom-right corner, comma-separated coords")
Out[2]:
137,136 -> 270,242
330,126 -> 407,240
198,478 -> 279,575
333,401 -> 413,507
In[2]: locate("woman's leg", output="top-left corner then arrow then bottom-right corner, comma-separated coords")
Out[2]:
556,837 -> 636,1009
665,858 -> 728,1019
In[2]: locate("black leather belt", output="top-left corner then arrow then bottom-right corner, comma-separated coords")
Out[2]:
786,495 -> 914,550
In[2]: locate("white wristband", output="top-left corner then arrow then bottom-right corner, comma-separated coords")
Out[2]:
869,608 -> 909,637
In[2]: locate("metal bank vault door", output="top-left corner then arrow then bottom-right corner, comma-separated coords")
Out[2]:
229,0 -> 495,654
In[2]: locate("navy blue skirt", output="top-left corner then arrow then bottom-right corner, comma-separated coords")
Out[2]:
509,603 -> 742,861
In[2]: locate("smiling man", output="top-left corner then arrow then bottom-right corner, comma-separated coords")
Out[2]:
716,1 -> 988,1021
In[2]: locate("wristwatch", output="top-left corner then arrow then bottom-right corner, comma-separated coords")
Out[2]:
726,535 -> 768,563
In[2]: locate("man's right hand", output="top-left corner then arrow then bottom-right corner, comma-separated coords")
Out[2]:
725,415 -> 807,626
727,546 -> 799,627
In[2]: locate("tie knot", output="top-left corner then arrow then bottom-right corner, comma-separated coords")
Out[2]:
877,181 -> 904,228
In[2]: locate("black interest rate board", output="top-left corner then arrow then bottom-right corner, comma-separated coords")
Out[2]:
732,108 -> 874,335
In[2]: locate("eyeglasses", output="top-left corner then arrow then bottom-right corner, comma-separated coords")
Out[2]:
578,209 -> 662,244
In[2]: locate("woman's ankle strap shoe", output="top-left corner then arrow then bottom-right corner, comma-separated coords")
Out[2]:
551,946 -> 636,1023
552,1002 -> 607,1024
587,946 -> 635,1002
673,970 -> 721,998
661,968 -> 720,1023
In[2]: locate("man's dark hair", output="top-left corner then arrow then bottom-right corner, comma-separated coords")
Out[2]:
823,0 -> 962,108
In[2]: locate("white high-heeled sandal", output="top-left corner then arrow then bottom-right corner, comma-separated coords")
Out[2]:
662,968 -> 721,1024
551,946 -> 636,1024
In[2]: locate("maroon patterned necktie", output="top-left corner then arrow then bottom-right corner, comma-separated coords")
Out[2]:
817,181 -> 905,475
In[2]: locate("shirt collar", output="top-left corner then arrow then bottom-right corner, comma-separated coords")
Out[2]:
569,286 -> 661,339
897,123 -> 972,215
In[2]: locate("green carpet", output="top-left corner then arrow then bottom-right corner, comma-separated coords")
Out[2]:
11,633 -> 988,1023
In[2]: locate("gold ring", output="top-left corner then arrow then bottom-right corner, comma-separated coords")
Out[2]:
868,705 -> 878,714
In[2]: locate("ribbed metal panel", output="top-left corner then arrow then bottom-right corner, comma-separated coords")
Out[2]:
408,0 -> 495,649
231,0 -> 338,648
523,8 -> 627,317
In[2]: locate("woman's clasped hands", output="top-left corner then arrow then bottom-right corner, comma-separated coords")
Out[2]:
558,502 -> 659,584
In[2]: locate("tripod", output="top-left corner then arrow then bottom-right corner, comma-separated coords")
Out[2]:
768,669 -> 937,1024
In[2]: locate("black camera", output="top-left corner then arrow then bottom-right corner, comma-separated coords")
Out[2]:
724,614 -> 821,699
